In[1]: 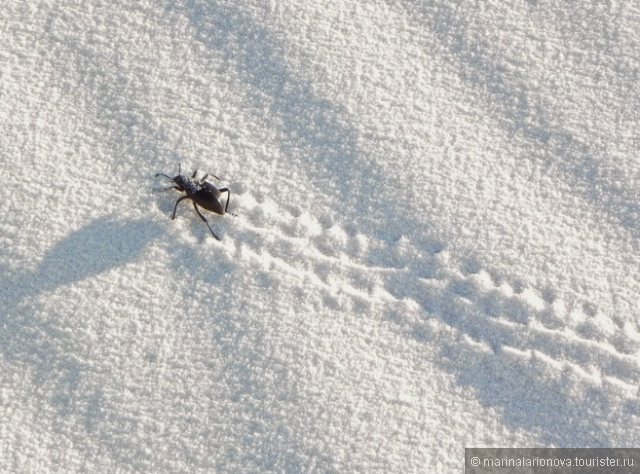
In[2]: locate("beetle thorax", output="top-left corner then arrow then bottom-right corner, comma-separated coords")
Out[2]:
179,175 -> 203,195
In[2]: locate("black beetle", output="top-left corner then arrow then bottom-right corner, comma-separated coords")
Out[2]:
155,164 -> 231,240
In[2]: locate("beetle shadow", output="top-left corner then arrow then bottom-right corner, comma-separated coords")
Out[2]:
0,218 -> 161,411
37,219 -> 160,291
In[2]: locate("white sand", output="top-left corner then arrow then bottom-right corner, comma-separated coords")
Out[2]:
1,0 -> 640,472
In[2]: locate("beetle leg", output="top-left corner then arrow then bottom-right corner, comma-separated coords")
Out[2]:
218,188 -> 231,213
172,196 -> 189,220
193,202 -> 221,241
191,170 -> 198,178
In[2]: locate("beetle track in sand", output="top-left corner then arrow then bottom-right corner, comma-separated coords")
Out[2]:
232,195 -> 640,396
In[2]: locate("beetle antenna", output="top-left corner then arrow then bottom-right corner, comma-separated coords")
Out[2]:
155,173 -> 174,181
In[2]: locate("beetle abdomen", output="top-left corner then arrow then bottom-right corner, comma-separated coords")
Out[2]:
194,191 -> 225,214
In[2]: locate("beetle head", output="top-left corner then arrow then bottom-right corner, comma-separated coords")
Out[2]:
172,174 -> 187,190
